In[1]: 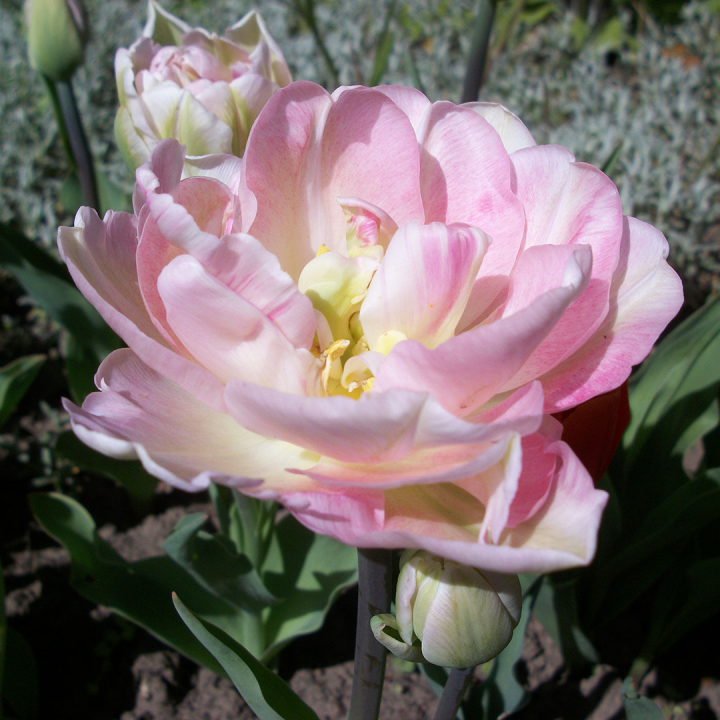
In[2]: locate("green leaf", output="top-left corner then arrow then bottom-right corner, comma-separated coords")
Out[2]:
0,355 -> 45,428
602,477 -> 720,577
648,555 -> 720,655
584,476 -> 720,625
0,569 -> 5,713
163,513 -> 277,614
625,296 -> 720,469
173,595 -> 319,720
55,431 -> 157,509
30,492 -> 251,675
260,515 -> 357,659
0,222 -> 122,401
0,222 -> 70,282
532,574 -> 598,671
622,678 -> 664,720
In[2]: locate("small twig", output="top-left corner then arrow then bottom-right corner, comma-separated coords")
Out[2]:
347,548 -> 394,720
433,667 -> 475,720
461,0 -> 496,103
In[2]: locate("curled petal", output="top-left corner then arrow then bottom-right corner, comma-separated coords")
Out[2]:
58,207 -> 226,411
157,255 -> 321,394
66,349 -> 314,491
225,381 -> 542,471
361,222 -> 490,350
374,259 -> 590,416
285,427 -> 607,573
540,217 -> 683,411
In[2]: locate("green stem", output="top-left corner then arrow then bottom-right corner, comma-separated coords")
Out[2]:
295,0 -> 340,88
433,667 -> 474,720
460,0 -> 496,103
347,548 -> 394,720
52,77 -> 100,211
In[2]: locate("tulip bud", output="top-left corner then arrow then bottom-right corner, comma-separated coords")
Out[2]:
371,550 -> 522,669
25,0 -> 87,81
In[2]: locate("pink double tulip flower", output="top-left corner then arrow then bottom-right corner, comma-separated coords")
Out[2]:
114,1 -> 291,166
59,82 -> 682,573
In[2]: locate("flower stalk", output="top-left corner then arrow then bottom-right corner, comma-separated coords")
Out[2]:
461,0 -> 496,102
48,77 -> 100,211
433,667 -> 475,720
347,548 -> 394,720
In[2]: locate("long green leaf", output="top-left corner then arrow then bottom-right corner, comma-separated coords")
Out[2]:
163,514 -> 277,613
31,492 -> 246,675
173,595 -> 319,720
0,355 -> 45,428
261,515 -> 357,659
625,296 -> 720,469
0,222 -> 121,401
649,555 -> 720,655
602,478 -> 720,577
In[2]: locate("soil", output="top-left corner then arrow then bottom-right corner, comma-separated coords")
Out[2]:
2,267 -> 720,720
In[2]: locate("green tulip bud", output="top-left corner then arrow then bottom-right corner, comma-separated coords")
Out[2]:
371,550 -> 522,669
25,0 -> 87,81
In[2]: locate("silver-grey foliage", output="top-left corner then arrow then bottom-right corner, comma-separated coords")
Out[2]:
1,0 -> 718,285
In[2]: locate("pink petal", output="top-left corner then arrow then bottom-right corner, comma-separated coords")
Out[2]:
157,255 -> 321,394
319,86 -> 424,234
540,216 -> 684,411
336,196 -> 399,249
505,417 -> 562,527
139,142 -> 315,349
245,81 -> 333,280
284,432 -> 607,573
193,232 -> 317,349
139,172 -> 233,256
66,349 -> 312,491
225,381 -> 541,471
374,85 -> 432,131
417,102 -> 525,324
511,145 -> 623,288
498,243 -> 604,389
181,152 -> 243,192
58,208 -> 226,411
373,272 -> 587,416
136,214 -> 185,349
360,222 -> 490,350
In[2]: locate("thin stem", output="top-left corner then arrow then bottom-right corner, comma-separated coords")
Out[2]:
294,0 -> 340,88
347,548 -> 394,720
54,78 -> 100,211
460,0 -> 496,103
433,667 -> 475,720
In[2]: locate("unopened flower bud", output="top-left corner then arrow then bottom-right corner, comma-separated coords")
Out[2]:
371,550 -> 522,669
25,0 -> 87,81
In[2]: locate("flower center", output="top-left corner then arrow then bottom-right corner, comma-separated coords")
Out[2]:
298,208 -> 388,397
